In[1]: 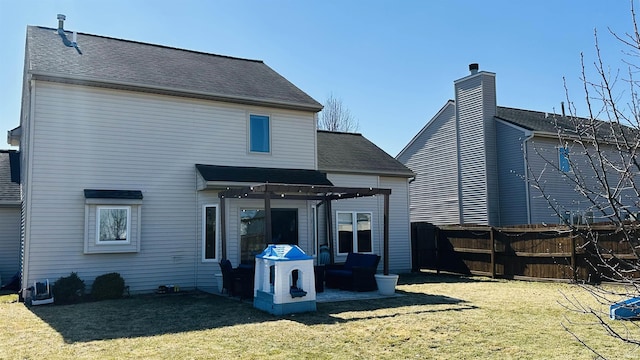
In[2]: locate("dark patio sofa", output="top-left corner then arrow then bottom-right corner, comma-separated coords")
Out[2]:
325,253 -> 380,291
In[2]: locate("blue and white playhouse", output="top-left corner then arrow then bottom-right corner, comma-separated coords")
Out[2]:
253,244 -> 316,315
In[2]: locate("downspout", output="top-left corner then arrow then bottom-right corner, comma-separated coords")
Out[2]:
522,131 -> 534,224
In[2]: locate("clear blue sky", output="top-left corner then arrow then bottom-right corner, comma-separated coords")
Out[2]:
0,0 -> 633,156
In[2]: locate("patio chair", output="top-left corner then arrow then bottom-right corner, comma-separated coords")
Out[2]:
325,253 -> 380,292
219,259 -> 254,299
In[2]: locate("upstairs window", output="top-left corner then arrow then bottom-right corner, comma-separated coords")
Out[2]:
250,114 -> 270,153
559,147 -> 570,172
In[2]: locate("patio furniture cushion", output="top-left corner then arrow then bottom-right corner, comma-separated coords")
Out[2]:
325,253 -> 380,292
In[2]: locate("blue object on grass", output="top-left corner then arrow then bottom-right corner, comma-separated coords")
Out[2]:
610,296 -> 640,320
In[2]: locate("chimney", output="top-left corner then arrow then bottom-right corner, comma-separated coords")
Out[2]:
454,64 -> 499,225
469,63 -> 479,75
57,14 -> 66,30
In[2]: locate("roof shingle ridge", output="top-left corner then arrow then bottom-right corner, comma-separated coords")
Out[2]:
30,25 -> 265,64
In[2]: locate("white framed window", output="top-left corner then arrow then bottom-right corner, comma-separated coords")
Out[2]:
336,211 -> 373,255
96,206 -> 131,244
202,204 -> 219,262
249,114 -> 271,153
84,189 -> 142,254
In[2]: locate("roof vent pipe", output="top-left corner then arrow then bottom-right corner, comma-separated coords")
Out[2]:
57,14 -> 66,30
469,63 -> 479,75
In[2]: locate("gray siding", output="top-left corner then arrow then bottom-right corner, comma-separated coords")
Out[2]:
525,136 -> 639,224
397,102 -> 460,225
495,121 -> 529,225
22,81 -> 318,292
455,72 -> 498,225
0,207 -> 20,285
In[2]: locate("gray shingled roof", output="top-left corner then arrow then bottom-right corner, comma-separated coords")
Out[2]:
317,131 -> 414,177
0,150 -> 20,204
26,26 -> 322,111
496,106 -> 636,140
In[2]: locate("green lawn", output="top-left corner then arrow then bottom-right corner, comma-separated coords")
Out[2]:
1,273 -> 637,359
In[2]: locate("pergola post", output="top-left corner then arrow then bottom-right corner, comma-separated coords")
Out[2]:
220,196 -> 226,259
264,191 -> 272,243
325,197 -> 334,264
384,193 -> 390,275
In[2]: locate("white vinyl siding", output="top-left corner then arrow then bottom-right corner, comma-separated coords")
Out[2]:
379,176 -> 412,274
22,81 -> 317,292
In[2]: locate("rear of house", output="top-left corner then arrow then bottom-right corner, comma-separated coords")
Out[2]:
10,20 -> 413,295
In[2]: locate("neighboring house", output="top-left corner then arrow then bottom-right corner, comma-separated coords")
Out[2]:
397,64 -> 638,226
8,19 -> 413,295
0,150 -> 20,286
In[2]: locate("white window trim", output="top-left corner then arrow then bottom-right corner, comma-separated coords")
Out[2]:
248,113 -> 272,154
335,211 -> 374,255
202,204 -> 220,262
96,206 -> 131,245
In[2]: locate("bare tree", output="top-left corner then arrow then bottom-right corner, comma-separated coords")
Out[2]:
527,2 -> 640,356
318,93 -> 359,132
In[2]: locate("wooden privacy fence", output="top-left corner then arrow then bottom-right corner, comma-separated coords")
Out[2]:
411,222 -> 639,282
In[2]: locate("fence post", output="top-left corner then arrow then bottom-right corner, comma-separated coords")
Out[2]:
571,229 -> 576,282
490,227 -> 496,278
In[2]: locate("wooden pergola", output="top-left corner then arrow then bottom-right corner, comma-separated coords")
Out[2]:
218,183 -> 393,275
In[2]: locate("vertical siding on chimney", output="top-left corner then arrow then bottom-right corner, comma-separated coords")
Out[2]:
455,72 -> 498,225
